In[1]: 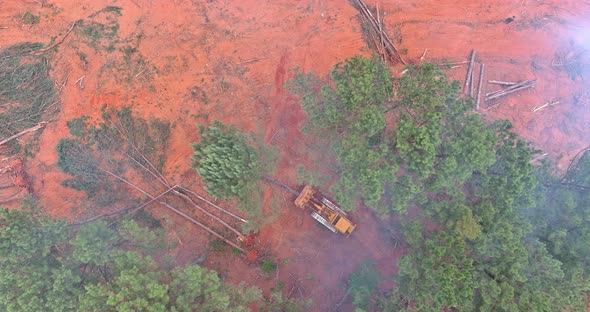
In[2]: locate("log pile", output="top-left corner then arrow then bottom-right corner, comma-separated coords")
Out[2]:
485,80 -> 537,101
353,0 -> 406,65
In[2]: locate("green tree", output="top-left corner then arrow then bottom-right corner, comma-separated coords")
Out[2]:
287,56 -> 397,214
0,203 -> 81,312
191,120 -> 272,216
0,203 -> 262,311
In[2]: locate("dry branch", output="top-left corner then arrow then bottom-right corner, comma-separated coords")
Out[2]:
33,22 -> 77,54
420,48 -> 428,61
0,192 -> 21,205
532,99 -> 560,112
0,122 -> 46,146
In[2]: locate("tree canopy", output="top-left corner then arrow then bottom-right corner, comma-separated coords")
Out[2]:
288,56 -> 590,311
0,203 -> 262,312
191,120 -> 274,216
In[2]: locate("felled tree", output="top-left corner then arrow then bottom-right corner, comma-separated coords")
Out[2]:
57,106 -> 171,206
191,121 -> 272,216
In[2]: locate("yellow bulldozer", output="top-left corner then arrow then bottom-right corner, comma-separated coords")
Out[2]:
294,185 -> 356,236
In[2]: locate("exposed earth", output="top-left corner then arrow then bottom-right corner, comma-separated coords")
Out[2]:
1,1 -> 589,311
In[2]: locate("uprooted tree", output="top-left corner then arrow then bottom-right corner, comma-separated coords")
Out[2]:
57,106 -> 250,250
0,43 -> 58,153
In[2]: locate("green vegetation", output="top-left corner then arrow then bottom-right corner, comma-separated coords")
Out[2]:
262,283 -> 311,312
260,259 -> 277,274
77,7 -> 121,51
191,121 -> 274,216
0,43 -> 57,152
288,56 -> 590,311
22,12 -> 40,25
347,260 -> 379,311
0,202 -> 261,311
287,56 -> 396,216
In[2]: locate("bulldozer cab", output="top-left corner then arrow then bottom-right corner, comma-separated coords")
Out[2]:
294,186 -> 356,236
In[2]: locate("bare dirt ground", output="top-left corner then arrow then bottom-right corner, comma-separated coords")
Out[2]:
1,1 -> 589,311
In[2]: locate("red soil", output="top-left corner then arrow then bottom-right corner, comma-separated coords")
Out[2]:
1,0 -> 590,311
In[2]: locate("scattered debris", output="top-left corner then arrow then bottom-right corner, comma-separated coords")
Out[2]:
353,0 -> 406,65
75,75 -> 86,89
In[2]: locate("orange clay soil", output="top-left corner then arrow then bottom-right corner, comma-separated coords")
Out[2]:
1,0 -> 590,311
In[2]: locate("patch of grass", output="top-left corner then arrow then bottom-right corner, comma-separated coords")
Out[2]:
231,247 -> 243,255
80,21 -> 118,40
210,239 -> 228,252
89,6 -> 123,18
189,86 -> 209,105
22,12 -> 40,25
260,259 -> 277,273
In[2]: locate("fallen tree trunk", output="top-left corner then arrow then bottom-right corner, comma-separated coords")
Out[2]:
464,49 -> 476,93
0,122 -> 46,146
476,63 -> 485,110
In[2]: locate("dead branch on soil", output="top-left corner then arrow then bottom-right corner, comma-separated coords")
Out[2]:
476,63 -> 485,110
353,0 -> 406,65
420,48 -> 428,62
75,76 -> 85,89
287,273 -> 309,299
532,99 -> 560,112
530,152 -> 548,163
237,57 -> 268,65
442,60 -> 468,67
0,192 -> 22,205
0,122 -> 46,146
1,21 -> 77,60
561,145 -> 590,183
485,80 -> 537,101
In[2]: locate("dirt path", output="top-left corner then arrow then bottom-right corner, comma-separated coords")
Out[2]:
1,0 -> 589,310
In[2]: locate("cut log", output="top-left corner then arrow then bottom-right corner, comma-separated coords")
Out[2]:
476,63 -> 485,110
464,49 -> 476,93
488,80 -> 516,86
485,80 -> 536,101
